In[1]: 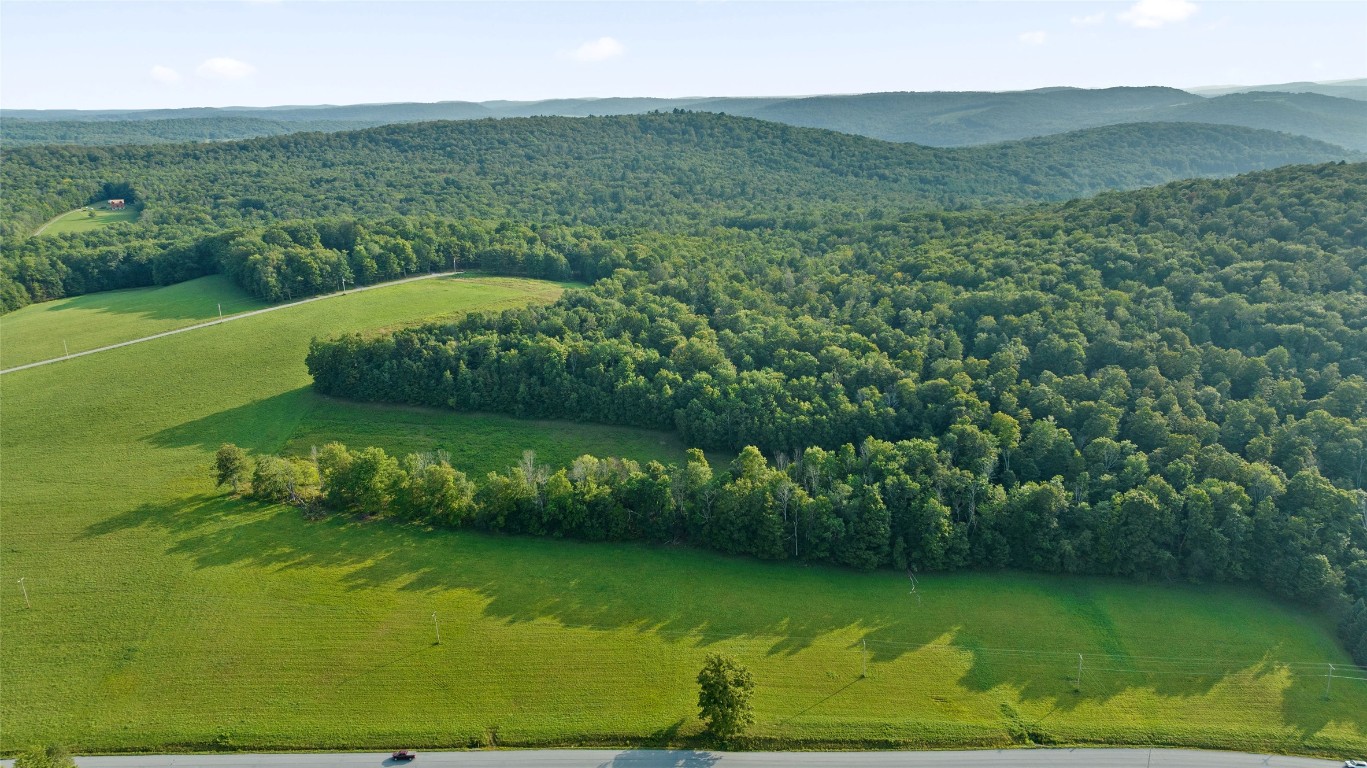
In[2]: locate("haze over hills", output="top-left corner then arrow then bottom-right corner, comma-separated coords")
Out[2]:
1188,77 -> 1367,100
5,84 -> 1366,150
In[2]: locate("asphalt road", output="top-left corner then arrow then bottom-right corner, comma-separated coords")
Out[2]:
0,271 -> 462,376
0,749 -> 1343,768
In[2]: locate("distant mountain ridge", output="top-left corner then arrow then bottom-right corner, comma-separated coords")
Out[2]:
5,84 -> 1367,150
1187,78 -> 1367,100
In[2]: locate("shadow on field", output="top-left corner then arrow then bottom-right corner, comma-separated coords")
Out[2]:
146,389 -> 317,453
82,492 -> 1367,740
596,751 -> 719,768
33,276 -> 254,322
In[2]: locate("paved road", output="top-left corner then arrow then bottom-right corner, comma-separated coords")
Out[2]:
0,749 -> 1342,768
0,272 -> 462,376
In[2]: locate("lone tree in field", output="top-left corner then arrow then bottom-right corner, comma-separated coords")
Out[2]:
215,443 -> 250,494
696,652 -> 755,741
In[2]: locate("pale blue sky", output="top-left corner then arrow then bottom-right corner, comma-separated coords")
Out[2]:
2,1 -> 1364,109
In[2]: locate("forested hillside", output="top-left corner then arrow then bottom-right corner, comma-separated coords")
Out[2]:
301,163 -> 1367,663
1,114 -> 1355,311
9,114 -> 1351,236
1153,92 -> 1367,152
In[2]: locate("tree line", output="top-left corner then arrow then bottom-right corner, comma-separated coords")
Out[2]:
0,215 -> 615,310
218,428 -> 1367,667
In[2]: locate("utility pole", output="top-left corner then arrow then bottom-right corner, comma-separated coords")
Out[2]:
63,340 -> 69,357
16,577 -> 30,608
861,639 -> 868,678
1076,654 -> 1083,691
432,612 -> 441,645
1326,664 -> 1334,699
218,303 -> 223,321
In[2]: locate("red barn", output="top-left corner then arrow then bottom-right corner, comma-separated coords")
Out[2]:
108,199 -> 125,210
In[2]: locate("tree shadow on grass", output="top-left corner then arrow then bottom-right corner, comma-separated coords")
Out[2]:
596,751 -> 719,768
81,493 -> 1367,743
29,276 -> 261,323
144,389 -> 318,453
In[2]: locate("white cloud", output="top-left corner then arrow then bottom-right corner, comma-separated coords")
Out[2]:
1018,30 -> 1048,46
1119,0 -> 1198,29
1070,13 -> 1106,26
196,57 -> 257,80
570,36 -> 625,63
149,65 -> 181,84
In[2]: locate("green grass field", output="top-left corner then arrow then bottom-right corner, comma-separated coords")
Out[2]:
2,274 -> 1365,755
0,275 -> 265,369
37,200 -> 141,235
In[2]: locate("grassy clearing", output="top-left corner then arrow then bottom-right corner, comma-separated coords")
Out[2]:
0,276 -> 265,369
37,200 -> 140,235
1,274 -> 1364,755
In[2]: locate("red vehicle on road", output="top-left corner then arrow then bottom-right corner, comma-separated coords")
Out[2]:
392,750 -> 417,761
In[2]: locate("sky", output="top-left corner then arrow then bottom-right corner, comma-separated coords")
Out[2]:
2,0 -> 1364,110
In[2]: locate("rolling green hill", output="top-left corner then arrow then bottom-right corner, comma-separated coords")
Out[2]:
2,113 -> 1355,239
1151,92 -> 1367,152
2,114 -> 1355,313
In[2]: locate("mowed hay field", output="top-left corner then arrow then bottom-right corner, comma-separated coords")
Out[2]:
1,275 -> 1365,755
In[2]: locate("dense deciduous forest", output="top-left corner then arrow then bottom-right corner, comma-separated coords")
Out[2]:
302,164 -> 1367,663
0,114 -> 1355,311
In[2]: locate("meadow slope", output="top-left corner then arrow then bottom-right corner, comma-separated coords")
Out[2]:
0,275 -> 1364,755
0,276 -> 263,369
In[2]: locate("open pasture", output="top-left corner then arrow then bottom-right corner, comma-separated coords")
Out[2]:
1,274 -> 1364,755
0,275 -> 264,369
